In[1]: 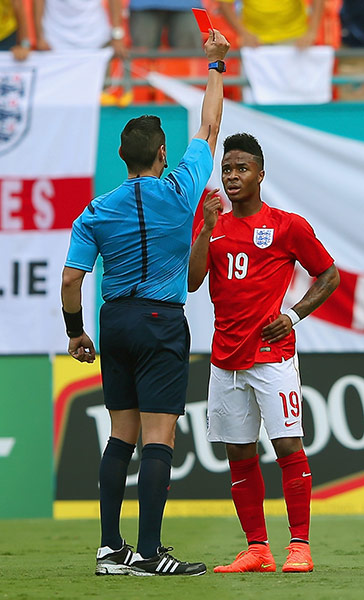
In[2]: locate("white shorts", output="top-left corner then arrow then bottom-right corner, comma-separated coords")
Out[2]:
207,356 -> 304,444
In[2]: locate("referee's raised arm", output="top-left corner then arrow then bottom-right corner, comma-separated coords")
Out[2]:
194,29 -> 230,156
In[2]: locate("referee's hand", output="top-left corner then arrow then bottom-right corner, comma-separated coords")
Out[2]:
204,29 -> 230,62
68,333 -> 96,363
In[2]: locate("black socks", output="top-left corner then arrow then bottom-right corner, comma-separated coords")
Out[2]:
136,443 -> 173,558
99,436 -> 135,549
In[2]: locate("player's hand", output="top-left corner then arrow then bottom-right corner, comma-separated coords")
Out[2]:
202,189 -> 223,232
37,37 -> 52,51
295,29 -> 316,49
261,314 -> 292,343
238,29 -> 260,48
11,45 -> 30,61
68,332 -> 96,363
204,29 -> 230,62
111,38 -> 128,59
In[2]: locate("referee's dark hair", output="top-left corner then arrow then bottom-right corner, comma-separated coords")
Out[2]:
223,133 -> 264,170
119,115 -> 166,172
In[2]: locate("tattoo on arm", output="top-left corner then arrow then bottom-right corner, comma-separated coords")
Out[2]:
294,265 -> 340,319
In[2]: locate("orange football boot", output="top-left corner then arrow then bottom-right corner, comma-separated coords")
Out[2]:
282,542 -> 314,573
214,543 -> 276,573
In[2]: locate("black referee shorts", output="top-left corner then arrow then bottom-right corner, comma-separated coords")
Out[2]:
99,297 -> 191,414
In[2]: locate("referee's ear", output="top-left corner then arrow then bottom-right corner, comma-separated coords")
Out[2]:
156,145 -> 166,166
160,145 -> 168,168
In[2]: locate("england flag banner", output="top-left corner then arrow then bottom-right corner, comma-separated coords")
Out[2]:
0,49 -> 112,354
148,72 -> 364,353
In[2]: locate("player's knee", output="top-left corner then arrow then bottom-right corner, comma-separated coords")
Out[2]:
226,442 -> 257,462
272,437 -> 303,458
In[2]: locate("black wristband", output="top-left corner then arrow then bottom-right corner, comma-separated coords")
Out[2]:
62,307 -> 84,338
208,60 -> 226,73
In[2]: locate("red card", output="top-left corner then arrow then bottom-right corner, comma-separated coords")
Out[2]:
192,8 -> 214,34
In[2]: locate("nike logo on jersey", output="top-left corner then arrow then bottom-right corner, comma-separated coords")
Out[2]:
210,235 -> 226,242
285,421 -> 298,428
302,472 -> 312,478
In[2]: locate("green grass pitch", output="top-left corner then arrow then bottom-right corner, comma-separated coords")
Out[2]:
1,515 -> 363,600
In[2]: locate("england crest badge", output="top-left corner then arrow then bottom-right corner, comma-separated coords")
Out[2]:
0,67 -> 36,157
253,227 -> 274,248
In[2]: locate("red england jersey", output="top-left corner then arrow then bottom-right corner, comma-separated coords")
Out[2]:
193,202 -> 334,370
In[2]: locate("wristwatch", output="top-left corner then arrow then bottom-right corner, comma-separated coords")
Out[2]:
111,26 -> 125,40
208,60 -> 226,73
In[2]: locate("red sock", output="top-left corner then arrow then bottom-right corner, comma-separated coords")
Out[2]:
277,449 -> 312,541
229,455 -> 267,543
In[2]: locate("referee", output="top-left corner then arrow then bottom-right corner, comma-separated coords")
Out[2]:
61,29 -> 230,577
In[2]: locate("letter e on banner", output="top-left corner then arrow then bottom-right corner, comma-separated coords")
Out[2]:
1,180 -> 23,229
32,179 -> 55,229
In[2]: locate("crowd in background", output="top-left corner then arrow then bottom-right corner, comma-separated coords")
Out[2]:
1,0 -> 364,101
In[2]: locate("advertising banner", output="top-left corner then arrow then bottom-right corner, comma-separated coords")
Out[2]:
0,356 -> 53,518
54,354 -> 364,514
0,50 -> 112,354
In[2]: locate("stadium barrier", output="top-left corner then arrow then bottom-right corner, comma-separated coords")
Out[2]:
102,48 -> 364,105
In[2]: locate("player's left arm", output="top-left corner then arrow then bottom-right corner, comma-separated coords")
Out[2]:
61,267 -> 96,363
108,0 -> 128,58
11,0 -> 30,61
261,263 -> 340,343
296,0 -> 325,48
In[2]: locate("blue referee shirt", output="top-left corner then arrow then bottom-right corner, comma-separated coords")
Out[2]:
65,138 -> 212,304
